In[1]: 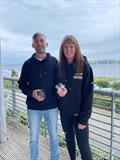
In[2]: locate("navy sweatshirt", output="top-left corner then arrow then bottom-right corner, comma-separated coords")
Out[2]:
18,53 -> 59,110
59,57 -> 94,125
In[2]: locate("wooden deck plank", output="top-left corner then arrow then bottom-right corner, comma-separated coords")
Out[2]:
0,117 -> 69,160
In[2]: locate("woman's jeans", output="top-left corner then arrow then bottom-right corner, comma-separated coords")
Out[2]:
60,113 -> 93,160
27,108 -> 59,160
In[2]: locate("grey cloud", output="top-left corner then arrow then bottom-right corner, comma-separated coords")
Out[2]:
1,0 -> 120,62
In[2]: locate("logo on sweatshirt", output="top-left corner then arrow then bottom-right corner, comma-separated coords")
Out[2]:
73,73 -> 83,80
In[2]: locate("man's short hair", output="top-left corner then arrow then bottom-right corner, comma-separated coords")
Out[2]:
32,32 -> 47,41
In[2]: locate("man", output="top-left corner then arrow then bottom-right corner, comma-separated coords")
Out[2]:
18,33 -> 59,160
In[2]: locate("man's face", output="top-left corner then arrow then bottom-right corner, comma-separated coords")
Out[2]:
32,36 -> 48,54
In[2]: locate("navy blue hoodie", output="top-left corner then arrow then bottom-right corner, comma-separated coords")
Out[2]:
18,53 -> 59,110
59,57 -> 94,125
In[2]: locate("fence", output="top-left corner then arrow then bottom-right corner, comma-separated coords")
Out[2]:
4,77 -> 120,160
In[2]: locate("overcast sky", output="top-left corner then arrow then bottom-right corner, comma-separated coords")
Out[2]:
1,0 -> 120,66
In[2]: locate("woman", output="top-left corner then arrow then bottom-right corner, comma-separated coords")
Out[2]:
57,35 -> 93,160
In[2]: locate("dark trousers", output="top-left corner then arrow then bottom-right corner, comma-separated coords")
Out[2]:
60,113 -> 93,160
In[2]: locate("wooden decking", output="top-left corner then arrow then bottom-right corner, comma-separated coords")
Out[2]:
0,118 -> 69,160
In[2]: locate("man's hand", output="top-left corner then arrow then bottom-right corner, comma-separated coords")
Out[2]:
32,89 -> 45,102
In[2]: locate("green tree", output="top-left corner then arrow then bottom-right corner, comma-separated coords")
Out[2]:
11,69 -> 18,77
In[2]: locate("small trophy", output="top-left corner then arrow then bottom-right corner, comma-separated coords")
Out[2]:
55,83 -> 66,91
37,89 -> 46,99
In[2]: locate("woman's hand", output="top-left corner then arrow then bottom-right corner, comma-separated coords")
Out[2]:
78,123 -> 87,130
57,88 -> 68,97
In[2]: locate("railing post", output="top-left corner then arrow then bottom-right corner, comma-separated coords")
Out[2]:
12,79 -> 17,119
44,118 -> 47,138
0,53 -> 7,143
110,91 -> 116,160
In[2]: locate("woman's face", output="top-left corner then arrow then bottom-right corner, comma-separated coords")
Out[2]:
63,42 -> 76,62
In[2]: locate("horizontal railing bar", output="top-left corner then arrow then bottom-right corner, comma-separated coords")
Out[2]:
92,111 -> 111,117
94,89 -> 120,97
90,137 -> 110,147
89,124 -> 111,132
90,131 -> 111,140
90,118 -> 111,125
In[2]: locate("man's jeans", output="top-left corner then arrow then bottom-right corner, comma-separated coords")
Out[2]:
27,108 -> 59,160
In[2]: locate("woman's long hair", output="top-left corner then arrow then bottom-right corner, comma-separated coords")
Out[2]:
59,35 -> 84,78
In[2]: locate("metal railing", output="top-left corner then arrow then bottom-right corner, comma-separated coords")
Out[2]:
4,77 -> 120,160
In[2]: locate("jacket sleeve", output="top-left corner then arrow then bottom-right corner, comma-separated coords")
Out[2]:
78,63 -> 94,125
18,62 -> 33,96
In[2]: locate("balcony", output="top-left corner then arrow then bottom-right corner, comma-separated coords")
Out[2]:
0,77 -> 120,160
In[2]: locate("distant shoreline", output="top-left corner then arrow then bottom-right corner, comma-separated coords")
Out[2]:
89,60 -> 120,65
3,63 -> 120,78
4,60 -> 120,68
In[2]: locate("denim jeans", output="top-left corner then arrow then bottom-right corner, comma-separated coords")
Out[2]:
27,108 -> 59,160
